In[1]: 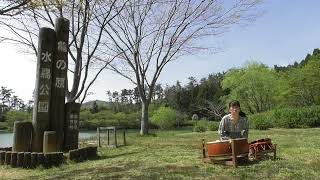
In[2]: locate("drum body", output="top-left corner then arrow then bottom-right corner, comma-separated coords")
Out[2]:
249,138 -> 273,154
232,138 -> 249,154
207,140 -> 231,156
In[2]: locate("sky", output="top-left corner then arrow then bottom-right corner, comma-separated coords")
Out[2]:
1,0 -> 320,103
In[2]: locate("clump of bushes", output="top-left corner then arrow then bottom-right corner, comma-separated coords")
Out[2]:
150,106 -> 177,129
208,121 -> 220,131
193,120 -> 220,132
249,111 -> 274,130
79,110 -> 140,130
249,105 -> 320,129
193,120 -> 208,132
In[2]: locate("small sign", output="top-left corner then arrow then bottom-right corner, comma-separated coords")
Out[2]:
39,84 -> 50,95
41,51 -> 52,62
56,60 -> 66,70
69,113 -> 79,130
38,101 -> 49,112
40,68 -> 51,79
57,41 -> 67,52
55,77 -> 65,88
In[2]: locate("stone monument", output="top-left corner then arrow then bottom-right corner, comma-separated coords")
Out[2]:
28,17 -> 79,152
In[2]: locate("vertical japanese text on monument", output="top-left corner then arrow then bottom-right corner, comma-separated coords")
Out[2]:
56,60 -> 66,70
40,68 -> 51,79
39,84 -> 50,96
57,41 -> 67,52
55,78 -> 65,88
41,51 -> 52,62
38,101 -> 49,112
69,113 -> 79,130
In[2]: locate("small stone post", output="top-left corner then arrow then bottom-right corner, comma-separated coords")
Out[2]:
10,152 -> 17,167
0,151 -> 5,165
43,131 -> 57,153
64,102 -> 80,151
12,121 -> 32,152
5,151 -> 11,165
17,152 -> 24,167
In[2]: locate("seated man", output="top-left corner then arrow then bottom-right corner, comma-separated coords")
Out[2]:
218,100 -> 249,140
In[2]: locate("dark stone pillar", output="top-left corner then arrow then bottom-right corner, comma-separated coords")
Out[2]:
50,17 -> 69,151
64,102 -> 80,151
12,121 -> 32,152
32,27 -> 56,152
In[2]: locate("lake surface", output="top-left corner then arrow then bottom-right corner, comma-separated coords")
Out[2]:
0,130 -> 96,147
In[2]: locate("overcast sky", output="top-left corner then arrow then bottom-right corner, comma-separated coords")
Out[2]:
1,0 -> 320,103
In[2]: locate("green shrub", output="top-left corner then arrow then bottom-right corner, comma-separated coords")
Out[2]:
193,120 -> 208,132
273,106 -> 320,128
5,111 -> 32,130
250,106 -> 320,129
175,112 -> 189,127
207,121 -> 220,131
249,111 -> 274,130
151,107 -> 177,129
0,122 -> 8,130
79,109 -> 140,129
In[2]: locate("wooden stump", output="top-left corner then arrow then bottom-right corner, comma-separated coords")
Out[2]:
45,152 -> 64,167
23,152 -> 31,168
45,152 -> 63,167
5,151 -> 11,165
12,121 -> 32,152
56,152 -> 64,165
37,153 -> 45,167
79,148 -> 87,161
31,152 -> 38,168
87,146 -> 98,159
69,149 -> 80,162
43,131 -> 57,153
0,151 -> 5,165
17,152 -> 24,167
44,153 -> 52,168
64,128 -> 79,151
11,152 -> 17,167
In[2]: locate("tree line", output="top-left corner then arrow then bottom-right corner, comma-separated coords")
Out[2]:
1,48 -> 320,131
88,48 -> 320,129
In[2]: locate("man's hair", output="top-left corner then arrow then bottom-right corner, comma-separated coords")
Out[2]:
229,100 -> 246,117
229,100 -> 240,108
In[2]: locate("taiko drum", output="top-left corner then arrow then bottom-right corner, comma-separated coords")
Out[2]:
206,140 -> 231,156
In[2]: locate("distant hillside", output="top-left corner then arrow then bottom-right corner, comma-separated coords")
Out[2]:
81,100 -> 111,110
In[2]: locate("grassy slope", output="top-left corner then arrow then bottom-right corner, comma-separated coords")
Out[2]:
1,128 -> 320,179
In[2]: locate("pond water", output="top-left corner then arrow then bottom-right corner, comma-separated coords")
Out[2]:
0,130 -> 96,147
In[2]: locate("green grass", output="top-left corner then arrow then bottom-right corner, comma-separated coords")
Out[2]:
1,128 -> 320,179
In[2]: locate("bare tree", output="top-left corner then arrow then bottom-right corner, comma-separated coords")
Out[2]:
203,100 -> 225,119
102,0 -> 263,135
0,0 -> 127,103
0,0 -> 30,16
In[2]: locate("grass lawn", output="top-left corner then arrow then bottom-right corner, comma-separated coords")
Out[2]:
1,128 -> 320,179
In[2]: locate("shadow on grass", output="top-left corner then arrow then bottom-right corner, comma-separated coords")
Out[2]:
103,151 -> 140,159
27,160 -> 204,179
